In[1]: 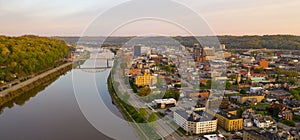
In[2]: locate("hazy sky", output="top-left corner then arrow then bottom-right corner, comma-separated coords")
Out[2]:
1,0 -> 300,36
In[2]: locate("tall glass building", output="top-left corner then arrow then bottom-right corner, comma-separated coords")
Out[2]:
134,45 -> 141,57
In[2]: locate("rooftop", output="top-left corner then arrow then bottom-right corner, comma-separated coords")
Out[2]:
175,110 -> 217,122
240,93 -> 264,97
153,98 -> 176,104
217,111 -> 242,120
244,130 -> 269,140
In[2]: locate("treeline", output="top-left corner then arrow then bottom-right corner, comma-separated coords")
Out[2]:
62,35 -> 300,50
174,35 -> 300,50
218,35 -> 300,50
0,35 -> 69,82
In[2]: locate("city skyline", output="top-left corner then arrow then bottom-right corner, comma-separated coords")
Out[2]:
1,0 -> 300,36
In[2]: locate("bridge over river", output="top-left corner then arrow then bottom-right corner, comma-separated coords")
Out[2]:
74,50 -> 115,72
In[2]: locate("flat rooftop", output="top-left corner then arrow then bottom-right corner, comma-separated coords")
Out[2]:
175,110 -> 217,122
216,111 -> 242,120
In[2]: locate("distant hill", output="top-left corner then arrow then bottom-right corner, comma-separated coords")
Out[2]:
0,35 -> 69,82
175,35 -> 300,50
60,35 -> 300,50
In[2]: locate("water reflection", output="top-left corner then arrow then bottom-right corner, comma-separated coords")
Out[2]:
0,74 -> 60,114
0,64 -> 137,140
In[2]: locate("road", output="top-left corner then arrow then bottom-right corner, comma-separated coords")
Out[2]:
0,62 -> 72,97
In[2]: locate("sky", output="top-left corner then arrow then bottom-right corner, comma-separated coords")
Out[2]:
0,0 -> 300,36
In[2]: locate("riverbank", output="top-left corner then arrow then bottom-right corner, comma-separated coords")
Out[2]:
0,62 -> 72,107
107,73 -> 162,140
107,73 -> 145,140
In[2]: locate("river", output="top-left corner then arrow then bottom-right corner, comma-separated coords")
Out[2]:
0,59 -> 137,140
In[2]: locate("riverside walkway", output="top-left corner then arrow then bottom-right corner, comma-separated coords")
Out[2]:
0,62 -> 72,97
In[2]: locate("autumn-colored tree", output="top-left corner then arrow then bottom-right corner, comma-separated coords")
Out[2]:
138,86 -> 151,97
0,35 -> 69,82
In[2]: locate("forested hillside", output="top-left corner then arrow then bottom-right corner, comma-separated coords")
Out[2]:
0,35 -> 69,82
174,35 -> 300,50
61,35 -> 300,50
218,35 -> 300,50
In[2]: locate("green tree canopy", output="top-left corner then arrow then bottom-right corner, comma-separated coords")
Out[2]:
148,113 -> 156,122
163,89 -> 180,101
139,108 -> 148,118
0,35 -> 69,82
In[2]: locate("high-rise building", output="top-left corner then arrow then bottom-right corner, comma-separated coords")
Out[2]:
193,43 -> 217,61
134,45 -> 141,57
220,44 -> 226,50
203,47 -> 215,56
194,43 -> 202,62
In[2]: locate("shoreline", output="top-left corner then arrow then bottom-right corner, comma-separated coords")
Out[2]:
107,73 -> 162,140
107,73 -> 143,139
0,62 -> 73,107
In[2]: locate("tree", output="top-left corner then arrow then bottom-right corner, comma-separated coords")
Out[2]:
290,88 -> 300,101
129,79 -> 138,93
139,108 -> 148,118
236,108 -> 244,117
226,81 -> 232,90
268,106 -> 281,117
281,120 -> 296,127
288,78 -> 296,85
253,68 -> 264,73
240,89 -> 247,94
138,86 -> 151,97
200,79 -> 212,89
163,89 -> 180,101
0,35 -> 69,82
293,115 -> 300,121
148,113 -> 156,122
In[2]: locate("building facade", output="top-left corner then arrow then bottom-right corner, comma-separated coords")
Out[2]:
174,110 -> 218,134
134,45 -> 141,57
153,98 -> 176,109
135,72 -> 157,87
237,95 -> 265,104
215,112 -> 243,131
194,43 -> 202,62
